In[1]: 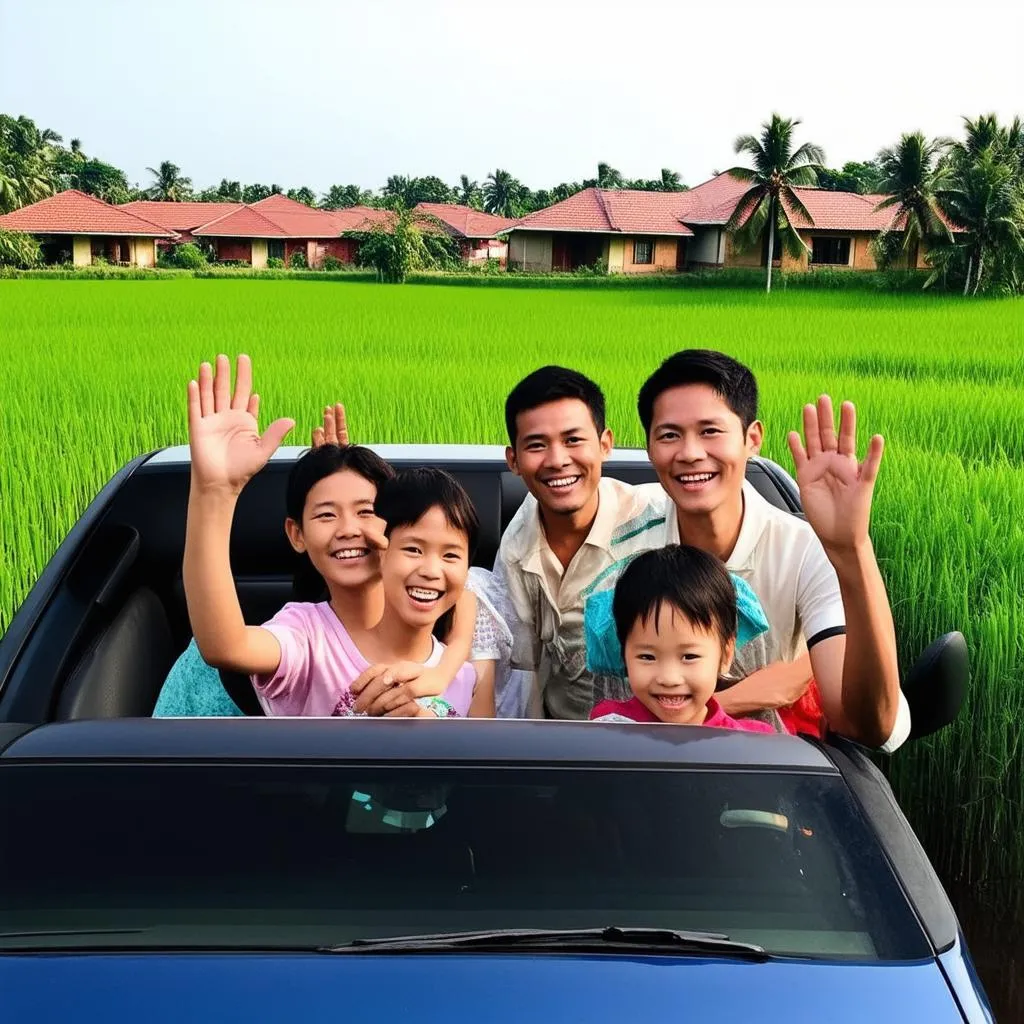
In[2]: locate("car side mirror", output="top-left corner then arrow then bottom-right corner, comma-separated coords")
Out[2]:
902,631 -> 969,741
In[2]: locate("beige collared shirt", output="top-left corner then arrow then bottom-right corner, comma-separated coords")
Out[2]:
494,477 -> 668,720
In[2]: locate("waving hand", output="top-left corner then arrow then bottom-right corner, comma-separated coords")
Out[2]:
788,396 -> 884,553
187,354 -> 294,493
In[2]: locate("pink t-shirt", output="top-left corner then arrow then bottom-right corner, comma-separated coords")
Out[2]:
589,695 -> 780,733
252,601 -> 477,718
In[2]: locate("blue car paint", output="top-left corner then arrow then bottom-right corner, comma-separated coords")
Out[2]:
938,934 -> 995,1023
1,953 -> 971,1024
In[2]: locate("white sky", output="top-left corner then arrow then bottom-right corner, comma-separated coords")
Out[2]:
2,0 -> 1021,195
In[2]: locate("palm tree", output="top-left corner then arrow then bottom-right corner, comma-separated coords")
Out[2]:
940,148 -> 1022,294
457,174 -> 480,208
145,161 -> 192,201
724,113 -> 825,292
659,167 -> 685,192
483,169 -> 524,218
872,133 -> 951,262
597,162 -> 624,189
69,138 -> 84,158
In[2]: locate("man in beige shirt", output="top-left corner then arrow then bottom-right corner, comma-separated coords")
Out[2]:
493,366 -> 667,720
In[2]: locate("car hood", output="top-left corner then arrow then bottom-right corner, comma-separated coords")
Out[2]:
0,952 -> 965,1023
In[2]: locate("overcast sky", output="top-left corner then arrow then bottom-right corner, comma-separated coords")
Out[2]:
2,0 -> 1021,195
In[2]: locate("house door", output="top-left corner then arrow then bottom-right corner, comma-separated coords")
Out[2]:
552,236 -> 571,272
676,239 -> 686,271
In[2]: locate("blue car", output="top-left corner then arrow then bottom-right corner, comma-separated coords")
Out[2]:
0,445 -> 989,1022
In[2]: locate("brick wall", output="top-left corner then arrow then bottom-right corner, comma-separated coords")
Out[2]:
620,236 -> 680,274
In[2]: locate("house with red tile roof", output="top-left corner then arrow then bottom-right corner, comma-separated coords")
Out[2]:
0,190 -> 178,266
413,203 -> 517,266
503,173 -> 945,274
125,194 -> 394,268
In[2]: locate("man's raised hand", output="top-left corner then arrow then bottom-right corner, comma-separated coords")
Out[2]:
187,353 -> 294,494
788,395 -> 884,554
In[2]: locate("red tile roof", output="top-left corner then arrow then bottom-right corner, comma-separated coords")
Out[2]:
509,187 -> 694,236
0,190 -> 178,237
507,173 -> 959,237
119,200 -> 243,231
414,203 -> 517,239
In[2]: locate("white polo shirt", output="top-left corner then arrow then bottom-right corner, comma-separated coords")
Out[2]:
494,477 -> 669,720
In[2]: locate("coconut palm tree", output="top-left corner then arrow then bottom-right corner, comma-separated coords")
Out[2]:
872,133 -> 951,261
457,174 -> 480,208
483,169 -> 525,218
938,148 -> 1022,294
145,161 -> 192,201
597,162 -> 624,189
724,113 -> 825,292
659,167 -> 685,192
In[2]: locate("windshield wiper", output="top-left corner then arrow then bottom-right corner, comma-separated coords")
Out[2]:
321,926 -> 768,960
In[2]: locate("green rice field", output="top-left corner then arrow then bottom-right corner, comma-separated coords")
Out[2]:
1,279 -> 1023,1003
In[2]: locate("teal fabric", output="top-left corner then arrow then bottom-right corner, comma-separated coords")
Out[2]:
152,639 -> 245,718
584,573 -> 770,676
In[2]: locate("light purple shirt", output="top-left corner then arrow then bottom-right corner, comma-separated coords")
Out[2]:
252,601 -> 476,717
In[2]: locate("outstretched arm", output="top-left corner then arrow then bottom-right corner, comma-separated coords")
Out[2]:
183,354 -> 295,675
716,654 -> 813,717
789,396 -> 901,748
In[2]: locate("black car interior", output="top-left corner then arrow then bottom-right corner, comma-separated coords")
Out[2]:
0,450 -> 967,734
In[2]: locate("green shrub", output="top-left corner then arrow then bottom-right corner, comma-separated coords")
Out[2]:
266,256 -> 285,269
321,254 -> 344,271
288,250 -> 308,269
0,229 -> 41,269
165,242 -> 208,270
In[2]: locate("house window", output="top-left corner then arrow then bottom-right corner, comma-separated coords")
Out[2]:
633,240 -> 654,265
268,240 -> 285,260
810,237 -> 851,266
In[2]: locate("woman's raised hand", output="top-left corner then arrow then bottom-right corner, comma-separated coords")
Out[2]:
187,354 -> 294,494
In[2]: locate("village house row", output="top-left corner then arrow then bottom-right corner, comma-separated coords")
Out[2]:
0,173 -> 936,274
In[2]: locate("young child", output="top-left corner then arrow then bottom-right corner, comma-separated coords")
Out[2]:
182,353 -> 480,718
589,545 -> 779,733
253,465 -> 480,717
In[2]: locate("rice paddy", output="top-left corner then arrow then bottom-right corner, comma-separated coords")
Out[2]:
2,277 -> 1023,899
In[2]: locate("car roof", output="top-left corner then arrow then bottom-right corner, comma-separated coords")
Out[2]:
144,443 -> 655,468
0,718 -> 838,772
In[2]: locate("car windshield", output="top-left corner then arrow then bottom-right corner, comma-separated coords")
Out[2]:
0,762 -> 929,960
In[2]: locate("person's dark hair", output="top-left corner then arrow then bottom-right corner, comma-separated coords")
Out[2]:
504,365 -> 606,447
637,350 -> 758,436
374,467 -> 480,559
286,444 -> 395,602
612,545 -> 737,651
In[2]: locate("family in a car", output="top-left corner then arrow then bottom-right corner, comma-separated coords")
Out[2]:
156,348 -> 909,752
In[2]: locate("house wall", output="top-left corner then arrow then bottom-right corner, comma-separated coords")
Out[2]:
724,234 -> 763,268
251,239 -> 268,269
285,240 -> 307,265
508,231 -> 553,273
687,228 -> 724,267
607,238 -> 625,272
618,236 -> 679,274
216,239 -> 253,263
72,236 -> 91,267
460,238 -> 508,266
131,238 -> 156,267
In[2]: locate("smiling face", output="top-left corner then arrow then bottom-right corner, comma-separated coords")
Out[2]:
623,601 -> 735,725
506,398 -> 613,520
285,469 -> 384,590
647,384 -> 762,518
381,505 -> 470,629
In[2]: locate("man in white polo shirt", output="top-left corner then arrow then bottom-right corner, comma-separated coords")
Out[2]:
635,350 -> 909,751
494,366 -> 668,721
